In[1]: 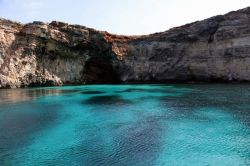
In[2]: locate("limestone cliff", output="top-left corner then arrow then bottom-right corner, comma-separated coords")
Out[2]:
1,7 -> 250,88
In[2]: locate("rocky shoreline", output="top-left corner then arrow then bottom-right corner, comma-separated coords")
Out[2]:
1,7 -> 250,88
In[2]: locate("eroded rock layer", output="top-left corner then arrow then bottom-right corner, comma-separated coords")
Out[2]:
1,7 -> 250,88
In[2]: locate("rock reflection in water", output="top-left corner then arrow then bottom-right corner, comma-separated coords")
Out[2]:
0,88 -> 79,105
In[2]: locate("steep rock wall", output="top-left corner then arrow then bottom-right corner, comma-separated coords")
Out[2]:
1,7 -> 250,88
0,20 -> 119,88
113,7 -> 250,82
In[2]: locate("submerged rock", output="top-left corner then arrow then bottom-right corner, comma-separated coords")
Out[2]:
1,7 -> 250,88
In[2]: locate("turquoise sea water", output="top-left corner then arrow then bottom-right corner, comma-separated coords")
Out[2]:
0,84 -> 249,166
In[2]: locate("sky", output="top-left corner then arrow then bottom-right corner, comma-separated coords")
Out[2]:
0,0 -> 249,35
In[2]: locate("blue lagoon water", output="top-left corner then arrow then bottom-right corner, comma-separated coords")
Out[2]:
0,84 -> 249,166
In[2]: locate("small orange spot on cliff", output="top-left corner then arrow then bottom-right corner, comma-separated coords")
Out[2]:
103,31 -> 140,43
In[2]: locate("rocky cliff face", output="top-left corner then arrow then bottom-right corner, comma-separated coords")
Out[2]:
1,7 -> 250,88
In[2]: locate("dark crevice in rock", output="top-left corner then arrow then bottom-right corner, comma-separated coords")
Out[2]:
207,16 -> 225,43
82,57 -> 120,84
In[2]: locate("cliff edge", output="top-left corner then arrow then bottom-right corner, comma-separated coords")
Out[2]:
1,7 -> 250,88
